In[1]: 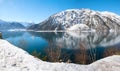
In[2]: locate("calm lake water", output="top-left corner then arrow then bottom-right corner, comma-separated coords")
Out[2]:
1,31 -> 120,64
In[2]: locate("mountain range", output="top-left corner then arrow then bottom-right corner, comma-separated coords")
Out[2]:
1,9 -> 120,31
0,19 -> 33,30
28,9 -> 120,31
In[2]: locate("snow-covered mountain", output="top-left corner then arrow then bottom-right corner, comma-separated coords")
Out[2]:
28,9 -> 120,31
0,19 -> 25,30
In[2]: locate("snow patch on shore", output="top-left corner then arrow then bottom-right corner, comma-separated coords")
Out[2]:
67,24 -> 89,31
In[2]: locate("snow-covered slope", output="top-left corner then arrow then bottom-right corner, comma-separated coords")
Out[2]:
0,39 -> 120,71
28,9 -> 120,31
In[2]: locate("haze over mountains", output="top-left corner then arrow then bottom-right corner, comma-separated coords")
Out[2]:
28,9 -> 120,31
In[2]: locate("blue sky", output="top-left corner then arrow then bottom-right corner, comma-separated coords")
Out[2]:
0,0 -> 120,23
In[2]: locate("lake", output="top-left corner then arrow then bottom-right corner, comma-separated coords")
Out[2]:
1,31 -> 120,64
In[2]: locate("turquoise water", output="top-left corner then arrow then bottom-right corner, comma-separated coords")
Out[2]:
1,31 -> 120,64
2,31 -> 48,53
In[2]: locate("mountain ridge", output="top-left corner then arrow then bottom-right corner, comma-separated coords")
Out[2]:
0,19 -> 34,30
0,19 -> 25,30
28,9 -> 120,31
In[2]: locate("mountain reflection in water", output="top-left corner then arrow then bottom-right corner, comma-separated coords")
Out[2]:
1,31 -> 120,64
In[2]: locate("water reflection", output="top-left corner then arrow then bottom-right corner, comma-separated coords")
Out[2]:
2,31 -> 48,53
2,31 -> 120,64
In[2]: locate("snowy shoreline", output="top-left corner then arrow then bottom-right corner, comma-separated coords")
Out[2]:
0,39 -> 120,71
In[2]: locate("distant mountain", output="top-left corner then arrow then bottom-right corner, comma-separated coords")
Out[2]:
0,20 -> 25,30
20,22 -> 34,28
28,9 -> 120,31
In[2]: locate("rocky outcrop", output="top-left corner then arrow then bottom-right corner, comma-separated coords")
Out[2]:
0,39 -> 120,71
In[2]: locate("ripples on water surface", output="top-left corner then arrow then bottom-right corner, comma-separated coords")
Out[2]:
1,31 -> 120,64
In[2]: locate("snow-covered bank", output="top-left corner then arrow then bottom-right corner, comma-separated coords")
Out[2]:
0,39 -> 120,71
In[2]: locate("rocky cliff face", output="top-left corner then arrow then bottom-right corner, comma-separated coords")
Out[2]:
28,9 -> 120,31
